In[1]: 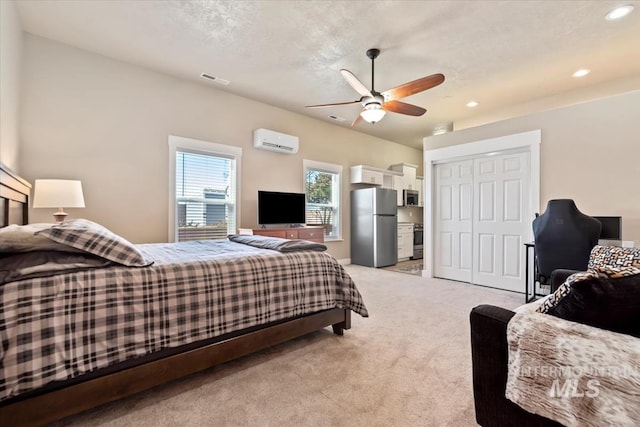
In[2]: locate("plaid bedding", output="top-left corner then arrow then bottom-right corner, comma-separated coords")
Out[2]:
0,239 -> 368,402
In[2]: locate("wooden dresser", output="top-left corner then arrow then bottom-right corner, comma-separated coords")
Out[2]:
250,226 -> 325,243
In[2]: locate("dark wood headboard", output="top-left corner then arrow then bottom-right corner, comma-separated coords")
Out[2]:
0,161 -> 31,226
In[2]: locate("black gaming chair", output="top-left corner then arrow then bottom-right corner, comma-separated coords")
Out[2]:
532,199 -> 601,288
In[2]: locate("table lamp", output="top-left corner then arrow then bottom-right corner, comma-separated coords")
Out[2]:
33,179 -> 85,223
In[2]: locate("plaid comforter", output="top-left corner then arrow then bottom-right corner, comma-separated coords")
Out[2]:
0,240 -> 368,402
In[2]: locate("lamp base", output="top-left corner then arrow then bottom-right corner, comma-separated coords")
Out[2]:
53,208 -> 68,224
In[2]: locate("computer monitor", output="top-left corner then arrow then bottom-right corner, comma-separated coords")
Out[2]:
594,216 -> 622,240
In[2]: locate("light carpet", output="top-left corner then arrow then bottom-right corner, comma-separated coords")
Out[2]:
51,265 -> 523,427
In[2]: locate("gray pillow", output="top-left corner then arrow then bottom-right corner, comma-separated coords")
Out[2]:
228,234 -> 327,252
547,271 -> 640,338
0,251 -> 112,285
0,223 -> 82,253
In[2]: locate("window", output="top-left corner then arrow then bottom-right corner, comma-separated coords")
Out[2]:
169,136 -> 242,242
304,159 -> 342,240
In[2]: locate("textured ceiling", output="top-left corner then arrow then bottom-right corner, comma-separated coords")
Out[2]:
15,0 -> 640,149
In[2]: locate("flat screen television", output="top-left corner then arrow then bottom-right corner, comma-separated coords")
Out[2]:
258,191 -> 306,226
594,216 -> 622,240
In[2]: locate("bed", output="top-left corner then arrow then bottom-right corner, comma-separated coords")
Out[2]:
0,162 -> 368,426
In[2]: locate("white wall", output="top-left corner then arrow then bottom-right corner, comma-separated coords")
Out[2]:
19,35 -> 422,260
424,90 -> 640,244
0,0 -> 23,171
454,75 -> 640,131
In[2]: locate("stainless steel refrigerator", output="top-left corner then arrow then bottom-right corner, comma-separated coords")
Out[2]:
350,187 -> 398,267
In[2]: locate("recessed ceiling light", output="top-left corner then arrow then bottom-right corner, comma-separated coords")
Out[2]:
605,4 -> 634,21
572,69 -> 591,78
466,101 -> 479,108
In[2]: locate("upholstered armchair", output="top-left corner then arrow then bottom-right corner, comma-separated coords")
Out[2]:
471,245 -> 640,426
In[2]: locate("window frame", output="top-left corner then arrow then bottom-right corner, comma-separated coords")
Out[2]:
303,159 -> 342,241
168,135 -> 242,243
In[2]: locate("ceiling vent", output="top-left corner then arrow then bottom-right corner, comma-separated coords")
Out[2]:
432,122 -> 453,135
253,128 -> 299,154
200,73 -> 230,85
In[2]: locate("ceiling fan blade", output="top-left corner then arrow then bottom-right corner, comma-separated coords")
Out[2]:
382,100 -> 426,116
351,113 -> 364,127
382,73 -> 445,101
305,100 -> 360,108
341,69 -> 374,98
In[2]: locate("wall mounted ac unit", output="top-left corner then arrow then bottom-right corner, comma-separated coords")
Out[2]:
253,128 -> 299,154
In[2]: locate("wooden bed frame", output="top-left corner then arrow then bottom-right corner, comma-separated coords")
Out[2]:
0,162 -> 352,426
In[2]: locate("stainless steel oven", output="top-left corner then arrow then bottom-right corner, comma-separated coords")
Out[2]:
412,223 -> 423,260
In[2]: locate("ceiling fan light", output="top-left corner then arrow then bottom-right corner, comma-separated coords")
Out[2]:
360,104 -> 386,123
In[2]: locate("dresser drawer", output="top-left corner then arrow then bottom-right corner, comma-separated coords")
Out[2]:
249,227 -> 324,243
284,230 -> 298,239
298,228 -> 323,242
253,229 -> 287,239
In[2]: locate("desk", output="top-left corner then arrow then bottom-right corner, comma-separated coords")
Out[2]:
524,242 -> 546,303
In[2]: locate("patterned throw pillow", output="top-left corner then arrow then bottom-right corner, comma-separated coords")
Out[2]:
36,218 -> 151,267
588,245 -> 640,270
537,271 -> 606,314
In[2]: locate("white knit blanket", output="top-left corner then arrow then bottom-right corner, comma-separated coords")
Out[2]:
506,310 -> 640,426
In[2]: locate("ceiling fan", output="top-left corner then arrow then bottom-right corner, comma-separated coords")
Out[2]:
306,48 -> 445,126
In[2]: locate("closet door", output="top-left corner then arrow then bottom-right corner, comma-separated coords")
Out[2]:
473,152 -> 530,292
433,160 -> 474,282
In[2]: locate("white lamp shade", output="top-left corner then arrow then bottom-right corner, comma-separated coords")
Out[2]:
360,104 -> 386,123
33,179 -> 85,208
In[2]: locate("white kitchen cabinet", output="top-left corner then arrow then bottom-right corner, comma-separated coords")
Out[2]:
382,172 -> 398,190
397,223 -> 414,260
351,165 -> 401,190
416,177 -> 424,207
389,163 -> 418,192
392,175 -> 404,206
350,165 -> 383,185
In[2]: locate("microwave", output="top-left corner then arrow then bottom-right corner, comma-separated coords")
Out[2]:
403,189 -> 419,206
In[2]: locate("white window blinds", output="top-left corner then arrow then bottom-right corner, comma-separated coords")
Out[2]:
169,136 -> 241,242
